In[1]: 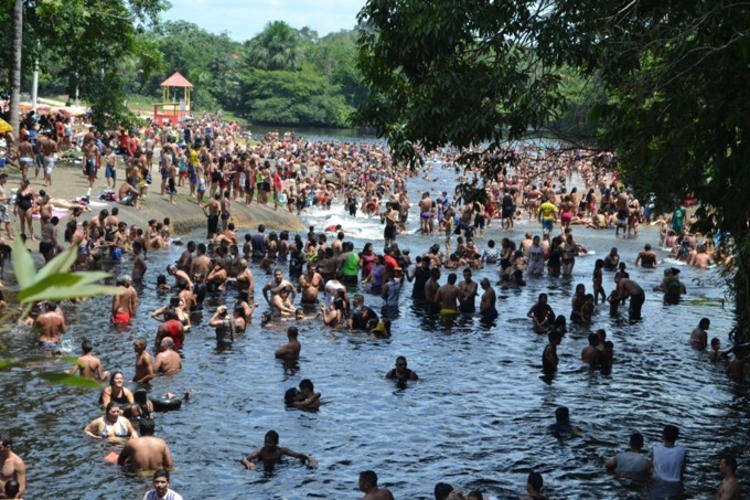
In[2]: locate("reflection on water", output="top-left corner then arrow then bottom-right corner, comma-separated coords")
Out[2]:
0,165 -> 745,500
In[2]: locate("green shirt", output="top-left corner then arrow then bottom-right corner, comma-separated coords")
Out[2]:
342,252 -> 360,276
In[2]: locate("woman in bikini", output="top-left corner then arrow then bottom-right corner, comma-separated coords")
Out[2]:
84,401 -> 138,439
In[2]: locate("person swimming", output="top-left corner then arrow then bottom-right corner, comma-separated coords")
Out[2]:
546,406 -> 580,437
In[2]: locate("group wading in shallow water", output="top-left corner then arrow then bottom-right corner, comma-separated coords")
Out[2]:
0,123 -> 745,498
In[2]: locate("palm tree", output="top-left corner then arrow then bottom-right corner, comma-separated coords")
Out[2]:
245,21 -> 303,71
10,0 -> 23,135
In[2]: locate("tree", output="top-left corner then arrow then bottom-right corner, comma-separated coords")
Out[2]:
245,21 -> 304,71
242,66 -> 350,127
355,0 -> 565,157
354,0 -> 750,337
2,0 -> 167,129
9,0 -> 23,134
307,30 -> 367,108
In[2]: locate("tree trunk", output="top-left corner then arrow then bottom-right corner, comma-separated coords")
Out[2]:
10,0 -> 23,137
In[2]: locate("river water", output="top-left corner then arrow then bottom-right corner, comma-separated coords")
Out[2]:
0,158 -> 745,500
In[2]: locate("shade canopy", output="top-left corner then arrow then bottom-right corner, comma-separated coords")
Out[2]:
159,72 -> 193,88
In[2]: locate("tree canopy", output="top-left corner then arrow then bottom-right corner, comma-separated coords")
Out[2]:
355,0 -> 750,331
2,9 -> 367,128
1,0 -> 168,128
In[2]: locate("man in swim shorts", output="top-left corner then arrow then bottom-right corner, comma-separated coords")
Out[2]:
434,272 -> 460,316
479,278 -> 498,321
202,192 -> 221,239
537,197 -> 557,235
613,275 -> 646,321
118,178 -> 141,209
17,136 -> 34,178
40,131 -> 57,187
0,173 -> 13,240
118,420 -> 173,472
0,434 -> 27,498
112,275 -> 137,324
32,301 -> 66,352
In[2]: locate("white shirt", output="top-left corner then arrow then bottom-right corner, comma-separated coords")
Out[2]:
652,444 -> 686,482
143,488 -> 184,500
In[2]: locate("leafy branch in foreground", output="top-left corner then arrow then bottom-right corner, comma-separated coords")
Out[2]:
11,237 -> 120,316
0,238 -> 122,388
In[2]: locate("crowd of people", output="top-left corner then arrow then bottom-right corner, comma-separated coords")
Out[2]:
0,115 -> 744,499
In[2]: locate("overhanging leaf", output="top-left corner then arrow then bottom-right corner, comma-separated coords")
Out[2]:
0,359 -> 21,369
17,273 -> 85,302
18,271 -> 116,303
33,244 -> 80,282
11,238 -> 36,289
19,283 -> 121,304
35,372 -> 104,389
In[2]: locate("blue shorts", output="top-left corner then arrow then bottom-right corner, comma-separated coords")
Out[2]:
38,341 -> 59,351
541,219 -> 554,233
105,165 -> 116,179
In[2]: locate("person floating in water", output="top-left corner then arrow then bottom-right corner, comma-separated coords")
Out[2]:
385,356 -> 418,382
546,406 -> 581,436
241,430 -> 317,469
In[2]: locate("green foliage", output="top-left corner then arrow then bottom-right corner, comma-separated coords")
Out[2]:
242,65 -> 353,127
0,0 -> 168,126
1,6 -> 366,128
36,371 -> 103,388
11,237 -> 120,311
355,0 -> 567,162
244,21 -> 304,71
1,239 -> 121,389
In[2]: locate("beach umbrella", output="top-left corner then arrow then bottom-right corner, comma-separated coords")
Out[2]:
178,115 -> 194,123
0,118 -> 12,133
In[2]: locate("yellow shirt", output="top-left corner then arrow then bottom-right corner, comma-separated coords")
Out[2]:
538,201 -> 557,220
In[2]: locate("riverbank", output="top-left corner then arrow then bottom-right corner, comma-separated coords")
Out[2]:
3,157 -> 303,239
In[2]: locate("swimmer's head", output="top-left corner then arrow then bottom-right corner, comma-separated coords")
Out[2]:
629,433 -> 644,450
434,482 -> 454,500
139,419 -> 156,436
134,389 -> 148,404
527,472 -> 544,492
264,430 -> 279,446
555,406 -> 570,424
663,424 -> 679,443
284,387 -> 300,405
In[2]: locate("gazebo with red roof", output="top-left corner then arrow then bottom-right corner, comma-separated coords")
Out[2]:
153,72 -> 193,124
